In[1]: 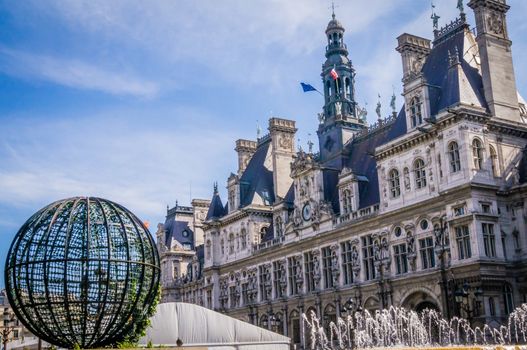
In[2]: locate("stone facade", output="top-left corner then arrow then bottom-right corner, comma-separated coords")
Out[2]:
157,2 -> 527,348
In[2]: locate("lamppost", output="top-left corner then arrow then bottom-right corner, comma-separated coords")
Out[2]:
454,281 -> 483,324
1,310 -> 16,350
434,215 -> 451,319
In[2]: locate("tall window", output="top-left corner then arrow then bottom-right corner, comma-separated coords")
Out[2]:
362,235 -> 376,281
241,228 -> 247,249
490,145 -> 498,176
342,189 -> 352,214
489,297 -> 496,316
259,265 -> 269,301
322,247 -> 333,289
410,96 -> 423,127
482,223 -> 496,258
341,241 -> 354,285
172,262 -> 179,279
472,138 -> 484,170
288,257 -> 299,295
419,237 -> 435,269
229,233 -> 235,254
393,243 -> 408,275
456,225 -> 472,260
389,169 -> 401,198
241,283 -> 249,306
503,284 -> 514,315
448,141 -> 461,173
414,159 -> 427,189
304,252 -> 315,292
229,286 -> 237,308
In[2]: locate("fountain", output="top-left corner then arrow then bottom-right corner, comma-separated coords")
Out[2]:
302,304 -> 527,349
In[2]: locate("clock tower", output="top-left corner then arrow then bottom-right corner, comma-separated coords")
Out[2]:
317,11 -> 366,169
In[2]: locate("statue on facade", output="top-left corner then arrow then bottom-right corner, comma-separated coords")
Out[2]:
331,250 -> 340,287
312,252 -> 321,289
351,246 -> 360,277
335,101 -> 342,116
295,257 -> 304,290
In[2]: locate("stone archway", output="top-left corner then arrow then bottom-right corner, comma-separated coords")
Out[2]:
289,309 -> 301,346
363,296 -> 380,314
400,288 -> 441,314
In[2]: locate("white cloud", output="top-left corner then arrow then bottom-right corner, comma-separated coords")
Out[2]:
0,107 -> 238,224
0,47 -> 159,98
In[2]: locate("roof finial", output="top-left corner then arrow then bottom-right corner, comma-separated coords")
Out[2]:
256,120 -> 261,139
431,1 -> 440,30
307,133 -> 314,153
390,88 -> 397,114
330,1 -> 338,19
375,93 -> 382,121
213,182 -> 218,194
457,0 -> 464,14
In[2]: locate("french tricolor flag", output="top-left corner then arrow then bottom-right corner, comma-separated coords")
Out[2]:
330,68 -> 339,80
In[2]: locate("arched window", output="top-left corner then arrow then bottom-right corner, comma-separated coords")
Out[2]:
410,97 -> 423,127
229,233 -> 235,254
413,159 -> 427,189
325,81 -> 331,103
342,189 -> 352,214
389,169 -> 401,198
503,284 -> 514,315
489,145 -> 498,176
448,141 -> 461,173
489,296 -> 496,316
241,228 -> 247,249
472,138 -> 484,170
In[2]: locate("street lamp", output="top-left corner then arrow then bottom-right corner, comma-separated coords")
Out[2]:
1,311 -> 16,350
454,281 -> 483,323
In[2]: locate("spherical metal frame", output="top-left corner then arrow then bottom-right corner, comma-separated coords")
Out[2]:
4,197 -> 160,348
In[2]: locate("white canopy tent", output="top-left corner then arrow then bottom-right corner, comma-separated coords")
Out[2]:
139,302 -> 291,350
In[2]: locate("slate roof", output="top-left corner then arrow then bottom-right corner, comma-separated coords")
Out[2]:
205,190 -> 226,220
163,217 -> 194,249
345,108 -> 408,209
422,22 -> 487,117
239,139 -> 275,207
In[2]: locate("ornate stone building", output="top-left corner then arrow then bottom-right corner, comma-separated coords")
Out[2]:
156,1 -> 527,348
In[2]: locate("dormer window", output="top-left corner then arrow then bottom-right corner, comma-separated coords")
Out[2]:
389,169 -> 401,198
472,138 -> 484,170
413,158 -> 427,189
410,96 -> 423,128
448,141 -> 461,173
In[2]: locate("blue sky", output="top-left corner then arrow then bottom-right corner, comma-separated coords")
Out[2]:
1,0 -> 526,286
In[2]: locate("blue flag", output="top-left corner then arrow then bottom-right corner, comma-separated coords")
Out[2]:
300,82 -> 317,92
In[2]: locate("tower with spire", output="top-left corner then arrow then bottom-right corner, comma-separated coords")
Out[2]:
317,9 -> 366,168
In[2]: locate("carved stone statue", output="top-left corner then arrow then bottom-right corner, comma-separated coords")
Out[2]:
330,251 -> 340,287
335,101 -> 342,116
351,246 -> 360,277
312,252 -> 321,289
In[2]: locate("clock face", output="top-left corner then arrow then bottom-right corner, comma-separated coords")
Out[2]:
182,230 -> 189,238
302,203 -> 312,221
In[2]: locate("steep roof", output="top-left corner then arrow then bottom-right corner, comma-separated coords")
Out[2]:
163,218 -> 194,249
422,22 -> 487,116
205,190 -> 226,220
345,108 -> 408,209
239,139 -> 275,207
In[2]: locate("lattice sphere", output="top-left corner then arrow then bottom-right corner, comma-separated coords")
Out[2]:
4,197 -> 160,348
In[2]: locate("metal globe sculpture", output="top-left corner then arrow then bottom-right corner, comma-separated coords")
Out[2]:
4,197 -> 160,348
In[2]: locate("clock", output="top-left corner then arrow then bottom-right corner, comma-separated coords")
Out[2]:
182,230 -> 189,238
302,203 -> 312,221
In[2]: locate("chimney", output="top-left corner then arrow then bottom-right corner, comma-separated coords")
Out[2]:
235,139 -> 257,175
468,0 -> 520,122
268,118 -> 297,200
396,33 -> 431,85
